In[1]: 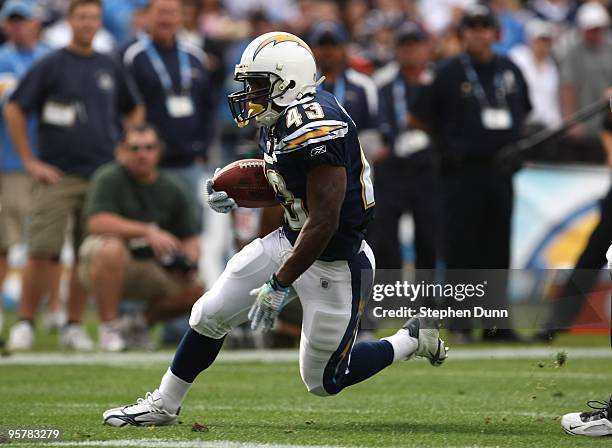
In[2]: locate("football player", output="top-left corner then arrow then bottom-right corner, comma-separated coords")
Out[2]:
560,99 -> 612,437
103,32 -> 447,427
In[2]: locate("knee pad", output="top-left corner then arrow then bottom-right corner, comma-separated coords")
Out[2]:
189,292 -> 231,339
300,311 -> 352,398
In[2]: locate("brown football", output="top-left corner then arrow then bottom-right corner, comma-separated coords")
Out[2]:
212,159 -> 277,208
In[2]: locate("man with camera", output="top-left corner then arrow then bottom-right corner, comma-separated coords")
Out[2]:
79,123 -> 203,351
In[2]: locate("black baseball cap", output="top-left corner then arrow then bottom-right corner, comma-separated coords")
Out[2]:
308,21 -> 349,46
460,4 -> 499,30
396,21 -> 427,44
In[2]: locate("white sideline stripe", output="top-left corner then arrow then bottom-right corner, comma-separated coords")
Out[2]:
33,440 -> 340,448
0,347 -> 610,366
27,439 -> 502,448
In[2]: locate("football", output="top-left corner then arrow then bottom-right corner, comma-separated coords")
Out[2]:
212,158 -> 278,208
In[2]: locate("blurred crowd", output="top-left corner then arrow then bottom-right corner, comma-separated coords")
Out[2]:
0,0 -> 611,351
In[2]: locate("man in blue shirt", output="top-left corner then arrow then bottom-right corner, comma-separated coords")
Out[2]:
0,0 -> 53,335
411,5 -> 531,342
122,0 -> 217,343
122,0 -> 215,210
373,22 -> 439,272
5,0 -> 143,352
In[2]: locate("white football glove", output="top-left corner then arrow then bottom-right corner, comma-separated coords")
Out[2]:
204,176 -> 236,214
248,275 -> 292,331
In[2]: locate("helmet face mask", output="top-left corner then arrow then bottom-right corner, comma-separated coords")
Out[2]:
228,73 -> 284,128
227,31 -> 319,128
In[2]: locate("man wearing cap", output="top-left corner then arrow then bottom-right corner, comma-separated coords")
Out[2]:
509,20 -> 560,131
371,21 -> 439,271
411,4 -> 531,342
308,20 -> 382,159
559,1 -> 612,162
0,0 -> 53,335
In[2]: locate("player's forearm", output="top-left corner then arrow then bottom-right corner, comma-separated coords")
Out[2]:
4,101 -> 34,163
275,218 -> 337,286
276,165 -> 346,286
87,213 -> 152,239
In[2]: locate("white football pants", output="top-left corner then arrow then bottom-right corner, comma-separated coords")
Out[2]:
189,228 -> 375,396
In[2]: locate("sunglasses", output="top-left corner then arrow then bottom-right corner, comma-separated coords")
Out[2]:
127,143 -> 158,152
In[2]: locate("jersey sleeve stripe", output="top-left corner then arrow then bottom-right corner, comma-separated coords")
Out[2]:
278,120 -> 348,152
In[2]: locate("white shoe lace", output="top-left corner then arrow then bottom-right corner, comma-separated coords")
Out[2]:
127,391 -> 174,416
136,392 -> 161,412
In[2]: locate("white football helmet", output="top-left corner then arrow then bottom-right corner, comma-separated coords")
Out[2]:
228,31 -> 319,128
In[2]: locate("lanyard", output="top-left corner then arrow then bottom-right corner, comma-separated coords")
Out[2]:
140,34 -> 191,94
318,74 -> 345,105
459,54 -> 507,110
392,78 -> 408,130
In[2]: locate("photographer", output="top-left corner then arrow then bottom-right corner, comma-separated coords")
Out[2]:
79,123 -> 203,351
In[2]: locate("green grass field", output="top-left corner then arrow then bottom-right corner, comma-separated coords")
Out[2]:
2,341 -> 612,448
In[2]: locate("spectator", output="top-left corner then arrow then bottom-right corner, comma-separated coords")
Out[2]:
122,0 -> 216,210
178,0 -> 205,49
371,22 -> 440,271
363,22 -> 441,343
308,21 -> 382,157
122,0 -> 217,343
527,0 -> 575,26
0,0 -> 61,335
490,0 -> 527,55
509,19 -> 562,131
5,0 -> 143,351
410,4 -> 532,342
102,0 -> 149,47
41,1 -> 117,53
223,0 -> 300,25
559,1 -> 612,162
417,0 -> 476,37
344,0 -> 370,38
358,11 -> 400,70
177,0 -> 226,98
79,123 -> 203,351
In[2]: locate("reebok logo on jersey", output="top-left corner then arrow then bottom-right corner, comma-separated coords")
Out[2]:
310,145 -> 326,156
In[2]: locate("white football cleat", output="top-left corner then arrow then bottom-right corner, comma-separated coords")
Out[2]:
98,320 -> 126,352
60,323 -> 94,351
561,397 -> 612,436
403,317 -> 448,366
7,320 -> 34,351
103,389 -> 179,427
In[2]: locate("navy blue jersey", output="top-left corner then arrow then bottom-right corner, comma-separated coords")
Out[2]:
122,37 -> 215,167
260,90 -> 375,261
